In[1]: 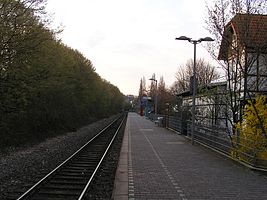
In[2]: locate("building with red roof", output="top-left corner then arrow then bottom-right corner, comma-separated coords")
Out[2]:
218,13 -> 267,96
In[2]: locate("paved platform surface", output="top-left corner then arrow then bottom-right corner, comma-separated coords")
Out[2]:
113,112 -> 267,200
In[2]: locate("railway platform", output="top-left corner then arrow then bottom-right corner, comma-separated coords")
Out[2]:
112,112 -> 267,200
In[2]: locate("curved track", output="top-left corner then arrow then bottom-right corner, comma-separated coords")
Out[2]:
17,114 -> 126,200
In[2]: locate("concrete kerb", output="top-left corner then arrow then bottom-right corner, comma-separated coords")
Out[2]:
111,117 -> 129,200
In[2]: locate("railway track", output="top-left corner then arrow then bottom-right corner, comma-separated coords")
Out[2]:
16,113 -> 127,200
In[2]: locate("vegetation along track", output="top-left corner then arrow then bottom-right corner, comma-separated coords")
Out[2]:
16,113 -> 127,200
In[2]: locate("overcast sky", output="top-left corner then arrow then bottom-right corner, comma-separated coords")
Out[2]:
46,0 -> 218,95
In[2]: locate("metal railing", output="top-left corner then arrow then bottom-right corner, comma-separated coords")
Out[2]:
144,113 -> 267,170
187,121 -> 267,169
162,114 -> 267,170
187,121 -> 231,154
168,115 -> 182,133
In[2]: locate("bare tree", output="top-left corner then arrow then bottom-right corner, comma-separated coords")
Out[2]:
138,76 -> 146,115
174,58 -> 220,93
169,81 -> 180,96
205,0 -> 267,62
157,76 -> 176,114
148,73 -> 156,97
205,0 -> 267,137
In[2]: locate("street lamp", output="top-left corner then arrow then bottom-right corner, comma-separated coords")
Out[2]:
149,77 -> 158,117
175,36 -> 214,144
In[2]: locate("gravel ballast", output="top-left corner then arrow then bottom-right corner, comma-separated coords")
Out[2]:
84,114 -> 127,199
0,115 -> 118,199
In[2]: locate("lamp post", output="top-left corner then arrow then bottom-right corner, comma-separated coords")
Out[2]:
175,36 -> 214,144
149,77 -> 158,117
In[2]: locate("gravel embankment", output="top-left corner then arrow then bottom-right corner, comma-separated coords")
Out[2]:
0,115 -> 118,199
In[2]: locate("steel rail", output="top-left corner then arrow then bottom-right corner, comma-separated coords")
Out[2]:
17,114 -> 124,200
78,114 -> 125,199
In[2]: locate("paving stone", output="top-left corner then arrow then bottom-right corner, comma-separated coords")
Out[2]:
127,112 -> 267,200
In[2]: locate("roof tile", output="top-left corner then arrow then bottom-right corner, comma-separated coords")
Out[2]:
218,14 -> 267,60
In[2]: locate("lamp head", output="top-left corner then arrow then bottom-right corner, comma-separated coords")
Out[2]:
199,37 -> 214,42
175,36 -> 191,41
